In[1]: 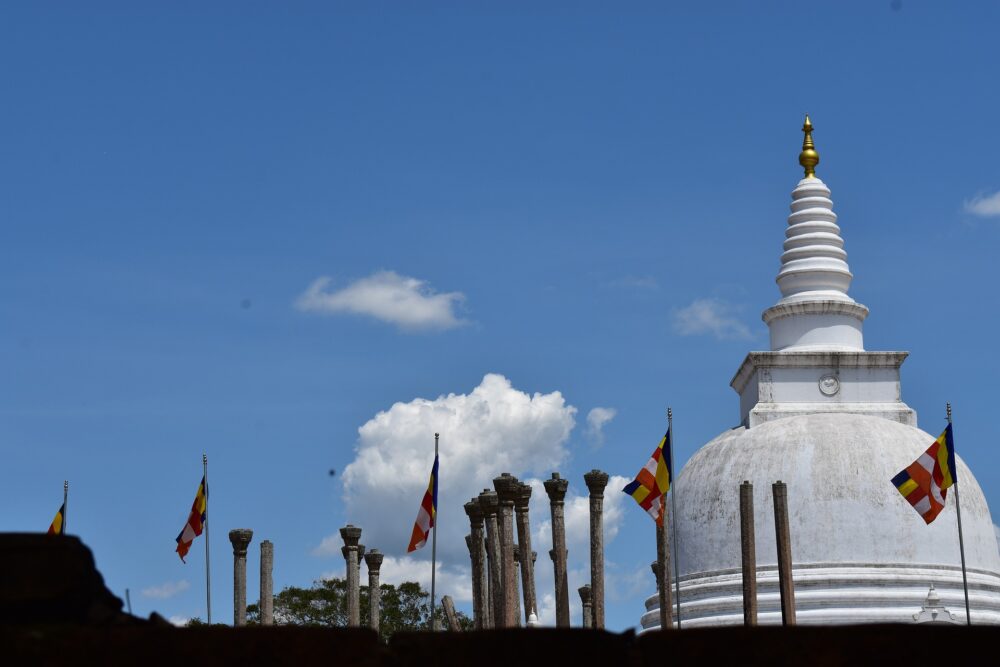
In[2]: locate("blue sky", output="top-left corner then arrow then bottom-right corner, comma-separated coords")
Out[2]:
2,2 -> 1000,629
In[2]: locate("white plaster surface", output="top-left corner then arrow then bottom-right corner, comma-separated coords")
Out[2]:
641,414 -> 1000,628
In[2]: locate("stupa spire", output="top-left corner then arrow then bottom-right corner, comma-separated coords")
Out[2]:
761,117 -> 869,351
799,114 -> 819,178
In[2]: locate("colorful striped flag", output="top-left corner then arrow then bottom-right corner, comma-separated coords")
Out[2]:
892,424 -> 957,524
175,475 -> 208,562
47,502 -> 66,535
623,429 -> 672,526
407,454 -> 438,553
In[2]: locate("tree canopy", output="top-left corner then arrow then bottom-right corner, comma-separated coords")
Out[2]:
241,578 -> 471,639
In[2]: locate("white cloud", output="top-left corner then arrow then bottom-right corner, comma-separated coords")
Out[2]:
585,407 -> 617,447
964,190 -> 1000,217
335,373 -> 576,565
672,298 -> 751,340
141,579 -> 190,599
608,275 -> 659,290
168,615 -> 191,627
295,271 -> 466,331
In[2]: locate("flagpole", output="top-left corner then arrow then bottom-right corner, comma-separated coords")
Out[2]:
430,433 -> 439,631
63,480 -> 68,535
947,404 -> 972,626
667,408 -> 682,629
203,453 -> 212,625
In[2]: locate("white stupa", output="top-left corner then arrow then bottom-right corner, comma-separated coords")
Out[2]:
641,117 -> 1000,628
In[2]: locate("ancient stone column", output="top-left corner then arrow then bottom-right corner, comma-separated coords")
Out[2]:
583,469 -> 609,629
442,595 -> 461,631
228,529 -> 253,627
513,544 -> 523,627
340,524 -> 363,627
364,548 -> 383,633
493,473 -> 519,628
479,489 -> 503,628
464,500 -> 488,629
578,584 -> 593,629
543,472 -> 570,627
260,540 -> 274,626
513,482 -> 537,622
740,481 -> 758,626
772,481 -> 796,625
655,521 -> 673,630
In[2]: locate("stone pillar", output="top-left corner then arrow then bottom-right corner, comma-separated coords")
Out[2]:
364,548 -> 383,633
228,529 -> 253,627
543,472 -> 570,627
740,481 -> 757,626
513,482 -> 537,622
442,595 -> 461,631
493,473 -> 519,628
772,481 -> 796,626
583,469 -> 609,629
655,521 -> 673,631
340,525 -> 362,627
512,544 -> 523,627
464,500 -> 488,629
479,489 -> 503,628
260,540 -> 274,626
578,585 -> 593,629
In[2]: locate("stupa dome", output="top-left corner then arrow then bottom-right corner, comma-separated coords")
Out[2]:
639,413 -> 1000,627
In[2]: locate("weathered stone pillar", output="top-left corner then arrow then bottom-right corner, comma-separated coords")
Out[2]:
772,481 -> 796,625
513,544 -> 523,626
583,469 -> 609,629
464,500 -> 488,629
365,548 -> 383,633
493,473 -> 519,628
740,481 -> 757,626
340,524 -> 362,627
513,482 -> 537,622
479,489 -> 503,628
228,529 -> 253,627
655,521 -> 673,630
442,595 -> 461,631
543,472 -> 570,627
578,584 -> 593,629
260,539 -> 274,626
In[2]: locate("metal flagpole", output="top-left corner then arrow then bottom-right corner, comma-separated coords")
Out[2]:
430,433 -> 439,631
947,404 -> 972,626
203,453 -> 212,625
667,408 -> 682,628
63,480 -> 68,534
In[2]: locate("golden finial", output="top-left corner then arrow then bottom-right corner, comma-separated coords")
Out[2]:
798,114 -> 820,178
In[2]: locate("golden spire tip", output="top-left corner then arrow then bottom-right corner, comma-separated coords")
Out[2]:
798,114 -> 820,178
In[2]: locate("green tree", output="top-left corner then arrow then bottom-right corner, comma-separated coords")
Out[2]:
245,578 -> 472,640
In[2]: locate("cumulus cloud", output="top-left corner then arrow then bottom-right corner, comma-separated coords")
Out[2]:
964,190 -> 1000,217
295,271 -> 466,331
672,298 -> 751,340
337,373 -> 576,564
169,615 -> 191,627
585,407 -> 617,447
141,580 -> 190,599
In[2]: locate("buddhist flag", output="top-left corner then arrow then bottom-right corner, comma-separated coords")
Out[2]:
892,424 -> 957,524
623,429 -> 672,525
407,454 -> 438,553
47,502 -> 66,535
175,475 -> 208,562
